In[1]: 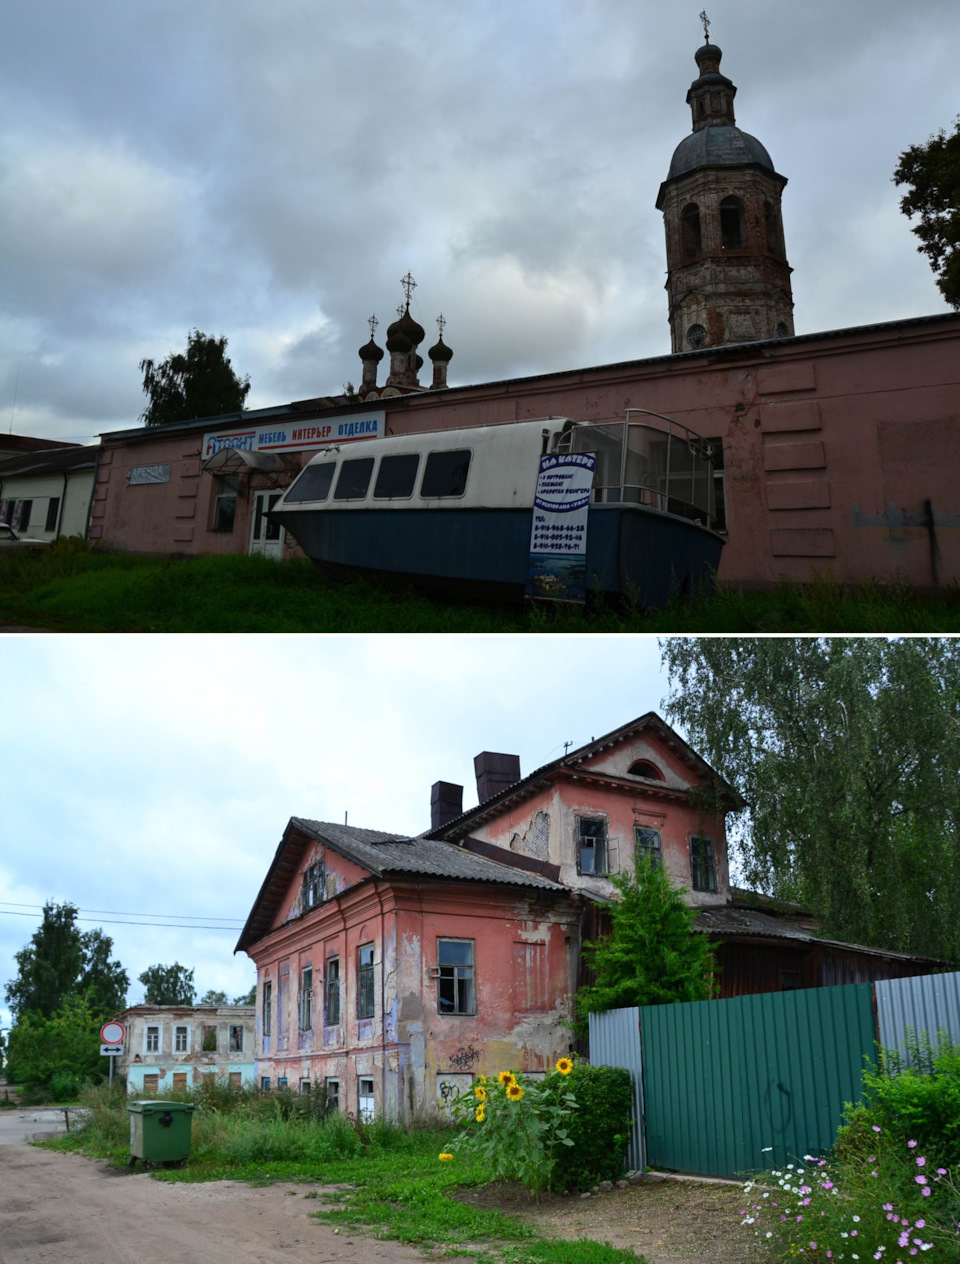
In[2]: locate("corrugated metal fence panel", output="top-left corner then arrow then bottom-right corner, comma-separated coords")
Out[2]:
875,971 -> 960,1065
588,1006 -> 645,1172
641,983 -> 877,1179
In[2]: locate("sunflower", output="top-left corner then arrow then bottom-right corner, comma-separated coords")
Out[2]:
497,1071 -> 516,1087
555,1057 -> 574,1075
475,1105 -> 485,1122
506,1083 -> 524,1101
439,1152 -> 454,1161
474,1084 -> 487,1101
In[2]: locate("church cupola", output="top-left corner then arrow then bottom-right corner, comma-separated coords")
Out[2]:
656,16 -> 795,352
384,273 -> 425,391
428,315 -> 453,389
357,315 -> 385,400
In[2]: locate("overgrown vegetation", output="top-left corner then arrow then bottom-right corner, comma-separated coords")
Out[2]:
45,1082 -> 648,1264
575,855 -> 717,1032
742,1034 -> 960,1262
4,549 -> 960,632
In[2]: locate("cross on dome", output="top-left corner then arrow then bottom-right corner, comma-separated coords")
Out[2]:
436,314 -> 446,338
699,9 -> 710,42
400,272 -> 417,305
368,314 -> 379,339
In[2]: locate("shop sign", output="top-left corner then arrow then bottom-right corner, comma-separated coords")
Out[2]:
525,452 -> 597,604
202,412 -> 384,459
128,464 -> 171,485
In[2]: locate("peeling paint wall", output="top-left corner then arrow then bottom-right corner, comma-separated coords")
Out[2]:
116,1005 -> 256,1093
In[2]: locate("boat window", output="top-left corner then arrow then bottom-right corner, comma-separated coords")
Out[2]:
421,450 -> 471,498
374,453 -> 420,499
285,463 -> 336,504
334,458 -> 375,500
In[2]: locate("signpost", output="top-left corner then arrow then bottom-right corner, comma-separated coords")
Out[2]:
100,1022 -> 125,1087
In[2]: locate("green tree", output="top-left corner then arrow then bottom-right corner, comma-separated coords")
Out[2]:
660,637 -> 960,961
139,963 -> 196,1005
5,995 -> 102,1093
4,903 -> 127,1021
232,985 -> 256,1005
574,854 -> 717,1032
893,117 -> 960,309
139,330 -> 250,426
198,989 -> 228,1005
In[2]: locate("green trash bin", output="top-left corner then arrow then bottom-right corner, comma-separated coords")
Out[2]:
128,1100 -> 195,1167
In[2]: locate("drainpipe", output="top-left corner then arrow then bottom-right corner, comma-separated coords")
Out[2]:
375,886 -> 389,1123
54,472 -> 67,538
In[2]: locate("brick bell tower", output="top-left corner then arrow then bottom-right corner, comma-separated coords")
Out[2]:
656,19 -> 795,352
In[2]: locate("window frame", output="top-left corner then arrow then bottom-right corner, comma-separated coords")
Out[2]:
299,966 -> 313,1032
357,944 -> 376,1019
229,1024 -> 244,1053
576,816 -> 608,876
358,1076 -> 375,1122
436,938 -> 476,1016
145,1025 -> 160,1054
175,1025 -> 189,1053
373,453 -> 420,500
325,1077 -> 340,1112
325,956 -> 341,1026
333,456 -> 375,501
690,834 -> 718,892
212,476 -> 239,532
44,497 -> 60,533
301,860 -> 324,911
262,980 -> 272,1038
634,824 -> 662,865
419,449 -> 472,499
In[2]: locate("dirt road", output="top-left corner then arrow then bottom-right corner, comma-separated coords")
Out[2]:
0,1141 -> 465,1264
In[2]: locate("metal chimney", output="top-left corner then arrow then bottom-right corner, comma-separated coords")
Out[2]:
431,781 -> 463,830
474,752 -> 521,804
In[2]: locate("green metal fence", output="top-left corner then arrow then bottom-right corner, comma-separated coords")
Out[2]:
640,983 -> 877,1178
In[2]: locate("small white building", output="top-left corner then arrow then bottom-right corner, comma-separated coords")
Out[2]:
114,1005 -> 256,1094
0,446 -> 98,541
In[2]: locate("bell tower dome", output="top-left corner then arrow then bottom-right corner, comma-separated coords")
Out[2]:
656,21 -> 795,352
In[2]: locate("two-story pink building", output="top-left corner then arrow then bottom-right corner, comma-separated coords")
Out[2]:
236,713 -> 732,1121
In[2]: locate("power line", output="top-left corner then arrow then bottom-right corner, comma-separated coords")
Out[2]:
0,910 -> 243,931
0,900 -> 243,923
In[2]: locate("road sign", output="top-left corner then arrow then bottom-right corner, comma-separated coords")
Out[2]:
100,1043 -> 124,1056
101,1021 -> 125,1044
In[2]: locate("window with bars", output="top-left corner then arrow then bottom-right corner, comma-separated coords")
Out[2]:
357,945 -> 375,1019
325,957 -> 340,1025
690,835 -> 717,892
299,967 -> 313,1031
634,825 -> 662,865
576,817 -> 607,875
436,939 -> 475,1015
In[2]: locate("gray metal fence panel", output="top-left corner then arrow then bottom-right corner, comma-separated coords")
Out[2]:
588,1006 -> 645,1172
875,971 -> 960,1066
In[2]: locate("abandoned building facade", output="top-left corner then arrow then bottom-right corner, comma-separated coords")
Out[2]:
116,1004 -> 256,1095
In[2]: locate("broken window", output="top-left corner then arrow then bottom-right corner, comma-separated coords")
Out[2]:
576,817 -> 607,876
357,945 -> 375,1019
325,1078 -> 340,1112
628,759 -> 664,780
437,939 -> 475,1015
146,1026 -> 159,1053
229,1024 -> 244,1052
277,1076 -> 288,1089
690,835 -> 717,891
325,957 -> 341,1026
720,196 -> 745,249
635,825 -> 662,865
300,1079 -> 311,1095
261,1077 -> 271,1092
263,980 -> 272,1038
681,203 -> 702,260
201,1025 -> 218,1052
358,1076 -> 375,1122
299,967 -> 313,1032
175,1026 -> 188,1052
301,860 -> 324,910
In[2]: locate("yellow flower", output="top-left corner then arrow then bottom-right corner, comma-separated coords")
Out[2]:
475,1105 -> 485,1122
497,1071 -> 516,1087
506,1083 -> 524,1101
475,1084 -> 487,1101
438,1152 -> 454,1162
555,1057 -> 573,1075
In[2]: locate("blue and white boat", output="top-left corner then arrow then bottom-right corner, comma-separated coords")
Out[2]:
270,412 -> 724,605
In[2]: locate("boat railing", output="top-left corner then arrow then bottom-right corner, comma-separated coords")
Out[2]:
554,410 -> 719,530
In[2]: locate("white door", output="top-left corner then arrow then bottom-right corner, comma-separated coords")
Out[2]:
249,490 -> 284,559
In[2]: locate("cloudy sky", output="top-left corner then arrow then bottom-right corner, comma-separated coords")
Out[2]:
1,0 -> 956,447
0,633 -> 675,1029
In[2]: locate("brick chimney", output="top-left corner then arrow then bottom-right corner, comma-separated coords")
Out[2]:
431,781 -> 463,830
474,752 -> 521,804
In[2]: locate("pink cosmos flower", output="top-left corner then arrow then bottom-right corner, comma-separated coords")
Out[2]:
921,1187 -> 931,1197
872,1125 -> 882,1132
915,1175 -> 927,1185
916,1156 -> 926,1167
908,1140 -> 918,1148
915,1220 -> 925,1229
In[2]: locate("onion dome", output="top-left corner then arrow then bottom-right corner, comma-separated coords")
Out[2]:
385,304 -> 425,352
359,336 -> 384,362
415,354 -> 424,373
429,334 -> 453,363
667,128 -> 774,179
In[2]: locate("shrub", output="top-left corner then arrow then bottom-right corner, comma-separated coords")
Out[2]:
548,1063 -> 634,1191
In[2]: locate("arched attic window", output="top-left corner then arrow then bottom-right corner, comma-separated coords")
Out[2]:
627,759 -> 665,781
681,203 -> 702,260
720,196 -> 745,249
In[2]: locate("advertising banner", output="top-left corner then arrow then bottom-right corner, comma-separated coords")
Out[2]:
202,411 -> 385,460
525,452 -> 596,603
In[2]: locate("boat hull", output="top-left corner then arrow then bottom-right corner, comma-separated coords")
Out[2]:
277,503 -> 723,606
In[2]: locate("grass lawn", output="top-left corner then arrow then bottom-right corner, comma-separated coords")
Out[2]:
3,546 -> 960,632
42,1093 -> 647,1264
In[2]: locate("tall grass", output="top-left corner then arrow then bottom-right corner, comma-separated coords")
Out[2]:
3,549 -> 960,632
